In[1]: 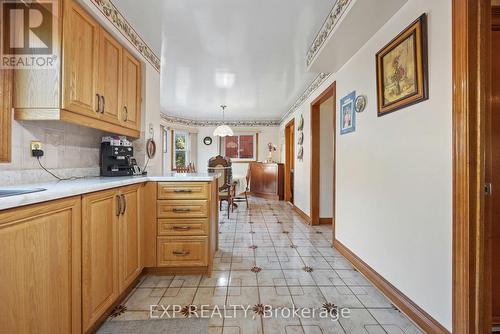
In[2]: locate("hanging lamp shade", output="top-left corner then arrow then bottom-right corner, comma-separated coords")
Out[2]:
213,105 -> 234,137
213,124 -> 234,137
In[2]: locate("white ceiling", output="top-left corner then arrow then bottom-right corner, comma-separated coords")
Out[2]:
113,0 -> 334,121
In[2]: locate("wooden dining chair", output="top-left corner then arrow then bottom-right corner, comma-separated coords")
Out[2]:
208,155 -> 237,218
176,162 -> 196,173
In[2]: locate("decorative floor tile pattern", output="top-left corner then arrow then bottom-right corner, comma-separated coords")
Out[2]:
99,197 -> 424,333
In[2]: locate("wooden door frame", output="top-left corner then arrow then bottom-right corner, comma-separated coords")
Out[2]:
284,118 -> 295,203
452,0 -> 491,333
310,82 -> 336,227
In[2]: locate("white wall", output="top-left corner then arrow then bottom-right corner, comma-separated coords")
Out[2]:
280,0 -> 452,329
319,97 -> 334,218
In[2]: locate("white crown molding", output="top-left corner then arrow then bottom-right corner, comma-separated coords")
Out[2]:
160,113 -> 280,127
279,72 -> 332,124
91,0 -> 161,72
306,0 -> 352,68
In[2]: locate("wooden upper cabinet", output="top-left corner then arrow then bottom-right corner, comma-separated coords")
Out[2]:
122,49 -> 142,131
98,28 -> 122,125
62,0 -> 99,117
119,184 -> 142,292
0,197 -> 82,334
82,189 -> 120,332
14,0 -> 142,138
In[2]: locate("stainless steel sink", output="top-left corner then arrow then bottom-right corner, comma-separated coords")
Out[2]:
0,188 -> 46,198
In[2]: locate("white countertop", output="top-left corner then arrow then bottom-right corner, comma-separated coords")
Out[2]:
0,173 -> 217,211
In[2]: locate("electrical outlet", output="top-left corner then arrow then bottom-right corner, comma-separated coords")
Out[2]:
31,141 -> 42,151
31,141 -> 44,157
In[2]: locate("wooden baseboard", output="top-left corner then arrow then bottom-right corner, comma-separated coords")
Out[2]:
319,217 -> 332,225
334,239 -> 450,334
292,204 -> 312,225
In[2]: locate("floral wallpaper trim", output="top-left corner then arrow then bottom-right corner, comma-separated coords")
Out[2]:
160,113 -> 281,127
279,72 -> 332,124
306,0 -> 352,67
90,0 -> 161,72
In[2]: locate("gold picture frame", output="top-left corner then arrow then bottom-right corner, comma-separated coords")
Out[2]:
376,14 -> 428,116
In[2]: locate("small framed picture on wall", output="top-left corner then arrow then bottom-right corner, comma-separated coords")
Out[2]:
340,91 -> 356,135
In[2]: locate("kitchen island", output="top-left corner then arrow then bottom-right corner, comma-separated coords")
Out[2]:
0,173 -> 218,333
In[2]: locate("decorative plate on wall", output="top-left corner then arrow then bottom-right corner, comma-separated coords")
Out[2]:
297,131 -> 304,145
297,145 -> 304,160
203,136 -> 212,145
297,115 -> 304,131
355,95 -> 367,113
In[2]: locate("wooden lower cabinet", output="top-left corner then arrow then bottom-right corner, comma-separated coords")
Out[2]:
157,236 -> 208,267
82,184 -> 142,332
119,184 -> 142,292
82,189 -> 120,332
0,197 -> 82,334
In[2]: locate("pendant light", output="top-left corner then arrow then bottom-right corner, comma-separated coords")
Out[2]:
213,105 -> 234,137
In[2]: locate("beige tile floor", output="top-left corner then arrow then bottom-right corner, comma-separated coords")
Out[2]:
102,197 -> 424,334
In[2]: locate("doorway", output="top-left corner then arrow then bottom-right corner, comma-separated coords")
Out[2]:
452,0 -> 493,332
490,5 -> 500,329
310,82 -> 336,227
284,119 -> 295,203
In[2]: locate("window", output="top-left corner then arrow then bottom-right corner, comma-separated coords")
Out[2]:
222,133 -> 257,161
171,131 -> 189,169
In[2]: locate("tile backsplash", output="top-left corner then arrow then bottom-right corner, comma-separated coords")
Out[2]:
0,120 -> 104,185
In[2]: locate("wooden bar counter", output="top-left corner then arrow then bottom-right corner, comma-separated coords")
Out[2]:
249,162 -> 284,200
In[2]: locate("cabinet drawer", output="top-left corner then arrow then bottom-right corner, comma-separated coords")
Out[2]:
157,200 -> 208,218
157,236 -> 208,267
157,182 -> 209,200
158,218 -> 208,236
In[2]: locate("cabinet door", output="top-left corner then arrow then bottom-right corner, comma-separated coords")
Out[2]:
119,184 -> 142,292
98,28 -> 122,125
82,189 -> 119,332
62,0 -> 99,117
121,49 -> 141,130
0,198 -> 81,334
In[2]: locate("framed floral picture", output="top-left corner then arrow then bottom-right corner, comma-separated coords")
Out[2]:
376,14 -> 429,116
340,91 -> 356,135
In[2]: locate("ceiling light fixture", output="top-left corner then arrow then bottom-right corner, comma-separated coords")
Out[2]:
213,105 -> 234,137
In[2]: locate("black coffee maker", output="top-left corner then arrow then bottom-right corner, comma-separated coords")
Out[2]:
100,142 -> 134,176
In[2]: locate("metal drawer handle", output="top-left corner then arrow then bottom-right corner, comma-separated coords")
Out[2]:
172,208 -> 191,213
121,194 -> 126,215
123,106 -> 128,121
172,250 -> 190,256
101,95 -> 105,113
96,94 -> 101,113
174,189 -> 193,193
173,226 -> 191,231
116,195 -> 121,216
